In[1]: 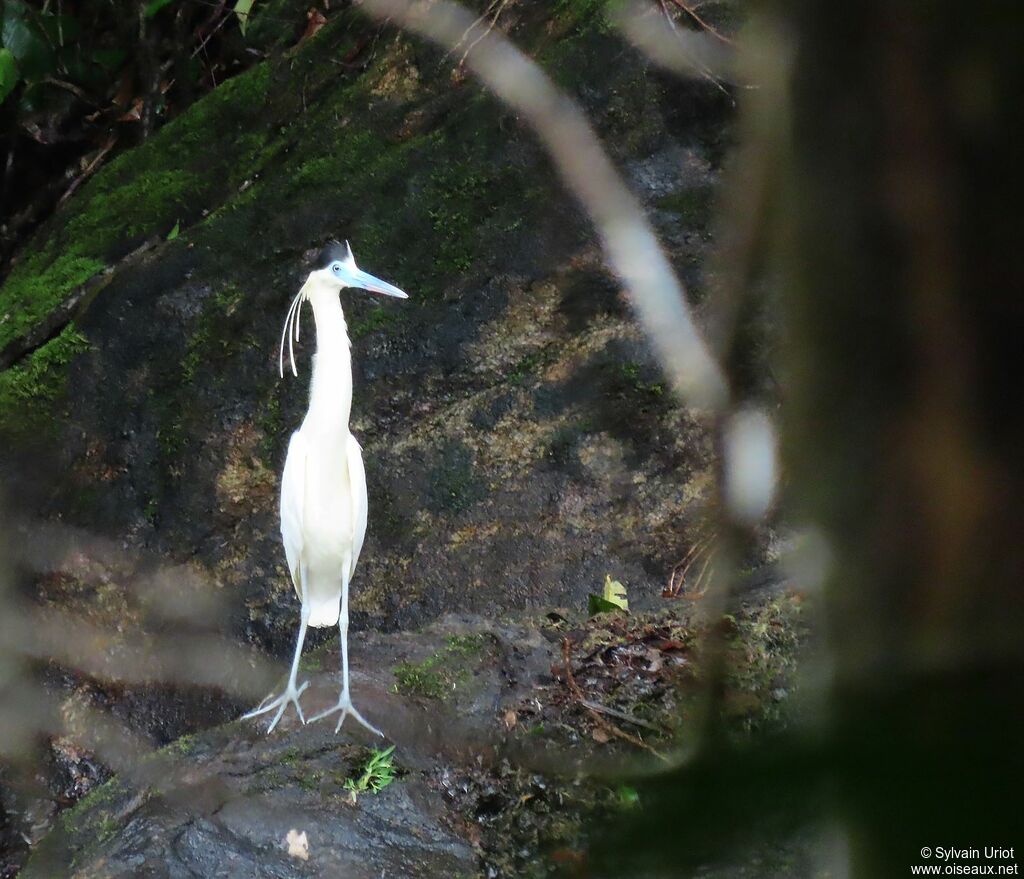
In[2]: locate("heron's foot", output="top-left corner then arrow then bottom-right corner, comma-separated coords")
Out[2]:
310,692 -> 383,737
242,679 -> 310,734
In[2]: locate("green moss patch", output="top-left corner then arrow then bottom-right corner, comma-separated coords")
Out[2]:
721,593 -> 806,734
392,633 -> 490,699
393,657 -> 448,699
0,4 -> 567,430
0,324 -> 91,439
0,60 -> 278,354
0,257 -> 104,350
656,184 -> 716,228
18,777 -> 132,877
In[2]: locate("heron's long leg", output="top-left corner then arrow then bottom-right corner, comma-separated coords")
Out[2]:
339,569 -> 350,700
288,601 -> 311,687
310,563 -> 383,737
242,567 -> 311,732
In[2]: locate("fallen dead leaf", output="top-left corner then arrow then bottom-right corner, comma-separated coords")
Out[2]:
645,649 -> 663,673
655,639 -> 688,652
285,828 -> 309,861
551,848 -> 586,866
300,8 -> 327,43
118,97 -> 144,123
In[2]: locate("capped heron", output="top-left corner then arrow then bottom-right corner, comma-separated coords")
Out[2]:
244,240 -> 407,735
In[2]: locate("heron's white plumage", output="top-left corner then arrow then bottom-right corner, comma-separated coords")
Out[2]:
282,429 -> 366,628
280,281 -> 361,628
280,424 -> 360,628
279,430 -> 307,591
346,433 -> 368,579
245,242 -> 406,736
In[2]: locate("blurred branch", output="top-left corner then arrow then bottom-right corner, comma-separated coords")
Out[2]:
7,517 -> 226,625
451,0 -> 511,69
613,0 -> 739,89
356,0 -> 730,411
0,603 -> 280,698
0,678 -> 152,769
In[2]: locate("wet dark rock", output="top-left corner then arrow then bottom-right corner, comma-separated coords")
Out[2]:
19,592 -> 807,877
18,616 -> 562,878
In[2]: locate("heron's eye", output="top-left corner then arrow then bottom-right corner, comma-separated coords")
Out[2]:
332,263 -> 341,274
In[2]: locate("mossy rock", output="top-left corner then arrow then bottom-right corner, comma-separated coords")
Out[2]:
0,0 -> 734,656
391,632 -> 491,700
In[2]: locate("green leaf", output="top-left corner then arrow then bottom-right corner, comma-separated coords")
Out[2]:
233,0 -> 256,35
166,221 -> 180,241
0,49 -> 18,105
588,576 -> 629,616
2,1 -> 54,80
588,594 -> 624,615
343,745 -> 396,802
2,1 -> 35,58
60,56 -> 106,92
89,48 -> 127,71
618,784 -> 640,808
144,0 -> 176,18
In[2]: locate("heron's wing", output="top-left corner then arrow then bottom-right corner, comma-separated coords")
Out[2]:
346,433 -> 368,580
280,429 -> 308,601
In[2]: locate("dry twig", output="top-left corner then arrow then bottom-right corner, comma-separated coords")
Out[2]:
664,530 -> 719,598
58,138 -> 117,208
455,0 -> 512,71
654,0 -> 731,97
667,0 -> 734,46
579,698 -> 665,734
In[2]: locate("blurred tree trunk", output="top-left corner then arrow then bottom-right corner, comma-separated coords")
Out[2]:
782,1 -> 1024,872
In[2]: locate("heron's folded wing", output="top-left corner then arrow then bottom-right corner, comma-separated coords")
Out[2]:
346,433 -> 368,579
280,430 -> 308,600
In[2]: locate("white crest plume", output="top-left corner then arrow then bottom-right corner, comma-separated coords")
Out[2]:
278,240 -> 403,378
279,284 -> 305,378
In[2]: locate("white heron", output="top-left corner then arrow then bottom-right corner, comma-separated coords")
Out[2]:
243,240 -> 407,735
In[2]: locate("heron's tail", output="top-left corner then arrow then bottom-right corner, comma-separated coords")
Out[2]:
301,555 -> 350,628
308,593 -> 340,628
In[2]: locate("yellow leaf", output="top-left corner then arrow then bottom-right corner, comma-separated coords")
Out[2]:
234,0 -> 256,36
603,575 -> 628,611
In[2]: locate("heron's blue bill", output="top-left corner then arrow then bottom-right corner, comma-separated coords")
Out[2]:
350,269 -> 408,299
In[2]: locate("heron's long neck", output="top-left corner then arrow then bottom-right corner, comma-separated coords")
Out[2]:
305,291 -> 353,435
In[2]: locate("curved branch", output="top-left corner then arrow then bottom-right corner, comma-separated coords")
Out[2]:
356,0 -> 729,411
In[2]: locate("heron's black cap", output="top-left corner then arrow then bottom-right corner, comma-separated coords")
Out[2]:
315,240 -> 346,269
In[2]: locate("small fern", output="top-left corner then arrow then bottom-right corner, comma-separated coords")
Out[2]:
344,746 -> 396,803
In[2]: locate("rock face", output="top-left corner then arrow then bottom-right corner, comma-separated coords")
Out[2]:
17,615 -> 600,878
20,594 -> 805,878
21,615 -> 532,878
25,732 -> 477,878
0,0 -> 731,652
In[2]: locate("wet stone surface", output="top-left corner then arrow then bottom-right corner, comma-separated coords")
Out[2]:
19,616 -> 560,878
19,588 -> 806,877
